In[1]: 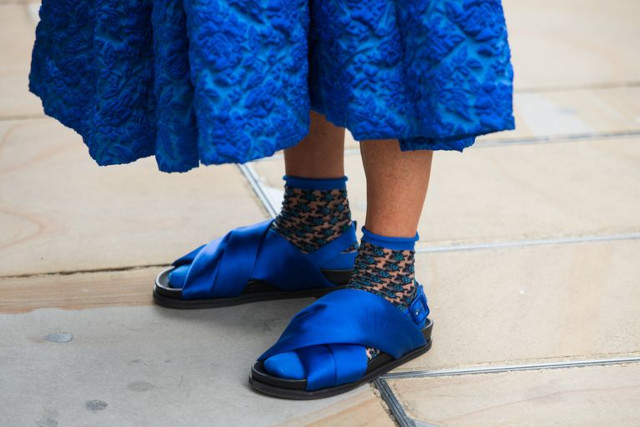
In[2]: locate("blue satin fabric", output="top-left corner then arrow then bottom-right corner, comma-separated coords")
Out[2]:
29,0 -> 515,172
297,344 -> 368,390
173,219 -> 358,299
259,288 -> 429,390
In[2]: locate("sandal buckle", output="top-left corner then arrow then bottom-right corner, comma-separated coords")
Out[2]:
410,283 -> 430,325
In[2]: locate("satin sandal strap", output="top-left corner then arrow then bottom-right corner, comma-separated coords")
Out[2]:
258,289 -> 426,361
180,219 -> 273,299
174,220 -> 358,299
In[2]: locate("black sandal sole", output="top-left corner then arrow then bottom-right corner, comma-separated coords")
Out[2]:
152,267 -> 352,309
249,319 -> 433,400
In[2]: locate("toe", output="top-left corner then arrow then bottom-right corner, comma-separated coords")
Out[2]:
263,351 -> 306,380
168,265 -> 189,289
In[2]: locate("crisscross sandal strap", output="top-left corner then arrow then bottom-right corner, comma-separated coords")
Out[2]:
258,289 -> 426,389
179,219 -> 273,299
295,344 -> 369,390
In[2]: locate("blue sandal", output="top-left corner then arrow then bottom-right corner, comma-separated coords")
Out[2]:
249,283 -> 433,399
153,219 -> 358,309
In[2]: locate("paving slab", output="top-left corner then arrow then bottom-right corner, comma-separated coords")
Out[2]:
503,0 -> 640,89
0,4 -> 42,118
0,301 -> 390,427
0,268 -> 157,314
252,137 -> 640,247
0,118 -> 268,276
387,363 -> 640,426
487,86 -> 640,143
397,239 -> 640,372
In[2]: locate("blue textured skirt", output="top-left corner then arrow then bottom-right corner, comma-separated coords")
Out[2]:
28,0 -> 515,173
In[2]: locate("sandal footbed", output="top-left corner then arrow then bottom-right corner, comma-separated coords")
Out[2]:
249,318 -> 433,400
152,267 -> 351,309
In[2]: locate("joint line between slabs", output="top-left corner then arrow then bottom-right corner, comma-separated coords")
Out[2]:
374,379 -> 418,427
0,264 -> 166,280
382,356 -> 640,380
0,114 -> 46,122
237,163 -> 277,219
474,130 -> 640,148
415,232 -> 640,253
514,81 -> 640,93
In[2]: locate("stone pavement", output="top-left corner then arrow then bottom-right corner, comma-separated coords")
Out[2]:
1,1 -> 639,426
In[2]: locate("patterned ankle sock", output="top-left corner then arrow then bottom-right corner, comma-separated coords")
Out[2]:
346,227 -> 419,360
270,175 -> 353,254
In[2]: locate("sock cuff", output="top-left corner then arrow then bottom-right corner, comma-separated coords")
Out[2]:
283,175 -> 348,190
361,226 -> 419,251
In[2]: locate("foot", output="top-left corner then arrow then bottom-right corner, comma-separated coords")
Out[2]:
251,284 -> 431,398
168,175 -> 354,288
261,226 -> 422,379
153,175 -> 359,308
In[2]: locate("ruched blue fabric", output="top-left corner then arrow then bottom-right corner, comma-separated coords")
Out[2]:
259,287 -> 429,390
172,219 -> 358,299
28,0 -> 515,173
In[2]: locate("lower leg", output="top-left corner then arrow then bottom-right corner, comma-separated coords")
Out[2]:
270,110 -> 353,253
360,139 -> 433,237
352,138 -> 433,303
284,110 -> 345,179
348,139 -> 433,358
